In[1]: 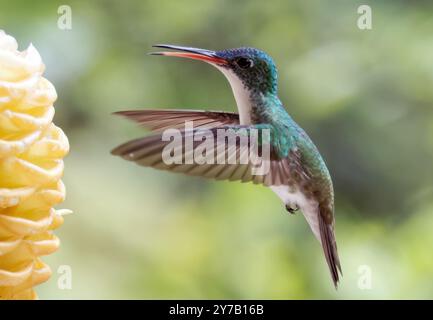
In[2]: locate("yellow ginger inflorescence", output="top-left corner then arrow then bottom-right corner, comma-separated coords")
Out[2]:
0,30 -> 69,299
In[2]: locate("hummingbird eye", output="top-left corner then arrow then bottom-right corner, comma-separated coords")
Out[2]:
234,57 -> 254,69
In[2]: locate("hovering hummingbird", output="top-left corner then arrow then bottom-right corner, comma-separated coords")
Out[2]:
112,45 -> 342,287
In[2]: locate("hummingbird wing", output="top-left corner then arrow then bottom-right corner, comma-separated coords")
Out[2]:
112,124 -> 290,186
112,109 -> 293,186
114,109 -> 239,132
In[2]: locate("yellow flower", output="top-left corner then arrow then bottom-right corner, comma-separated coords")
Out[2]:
0,30 -> 69,299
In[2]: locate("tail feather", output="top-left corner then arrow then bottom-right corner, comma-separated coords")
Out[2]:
318,212 -> 342,288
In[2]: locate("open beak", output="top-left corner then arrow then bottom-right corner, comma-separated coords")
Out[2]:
150,44 -> 228,65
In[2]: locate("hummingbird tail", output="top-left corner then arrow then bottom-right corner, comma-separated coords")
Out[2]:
318,210 -> 342,288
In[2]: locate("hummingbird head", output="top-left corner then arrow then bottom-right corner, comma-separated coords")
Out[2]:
151,45 -> 278,97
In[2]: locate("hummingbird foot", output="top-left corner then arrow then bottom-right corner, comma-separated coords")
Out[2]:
285,203 -> 299,215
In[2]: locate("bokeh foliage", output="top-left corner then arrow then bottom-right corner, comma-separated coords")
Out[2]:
1,0 -> 433,299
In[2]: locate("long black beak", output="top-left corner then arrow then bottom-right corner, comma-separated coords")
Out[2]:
150,44 -> 227,65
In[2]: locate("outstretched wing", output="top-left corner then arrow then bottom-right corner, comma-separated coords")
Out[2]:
114,109 -> 240,132
112,110 -> 290,186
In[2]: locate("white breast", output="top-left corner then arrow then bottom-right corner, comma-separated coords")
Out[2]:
216,67 -> 252,125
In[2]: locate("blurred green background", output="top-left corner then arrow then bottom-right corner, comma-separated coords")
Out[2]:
2,0 -> 433,299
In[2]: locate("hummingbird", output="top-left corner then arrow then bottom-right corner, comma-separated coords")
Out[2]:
112,45 -> 342,287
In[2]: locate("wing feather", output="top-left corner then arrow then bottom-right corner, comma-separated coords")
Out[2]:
114,109 -> 240,132
112,116 -> 290,186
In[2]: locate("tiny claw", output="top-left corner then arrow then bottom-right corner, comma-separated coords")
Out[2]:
285,204 -> 299,215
